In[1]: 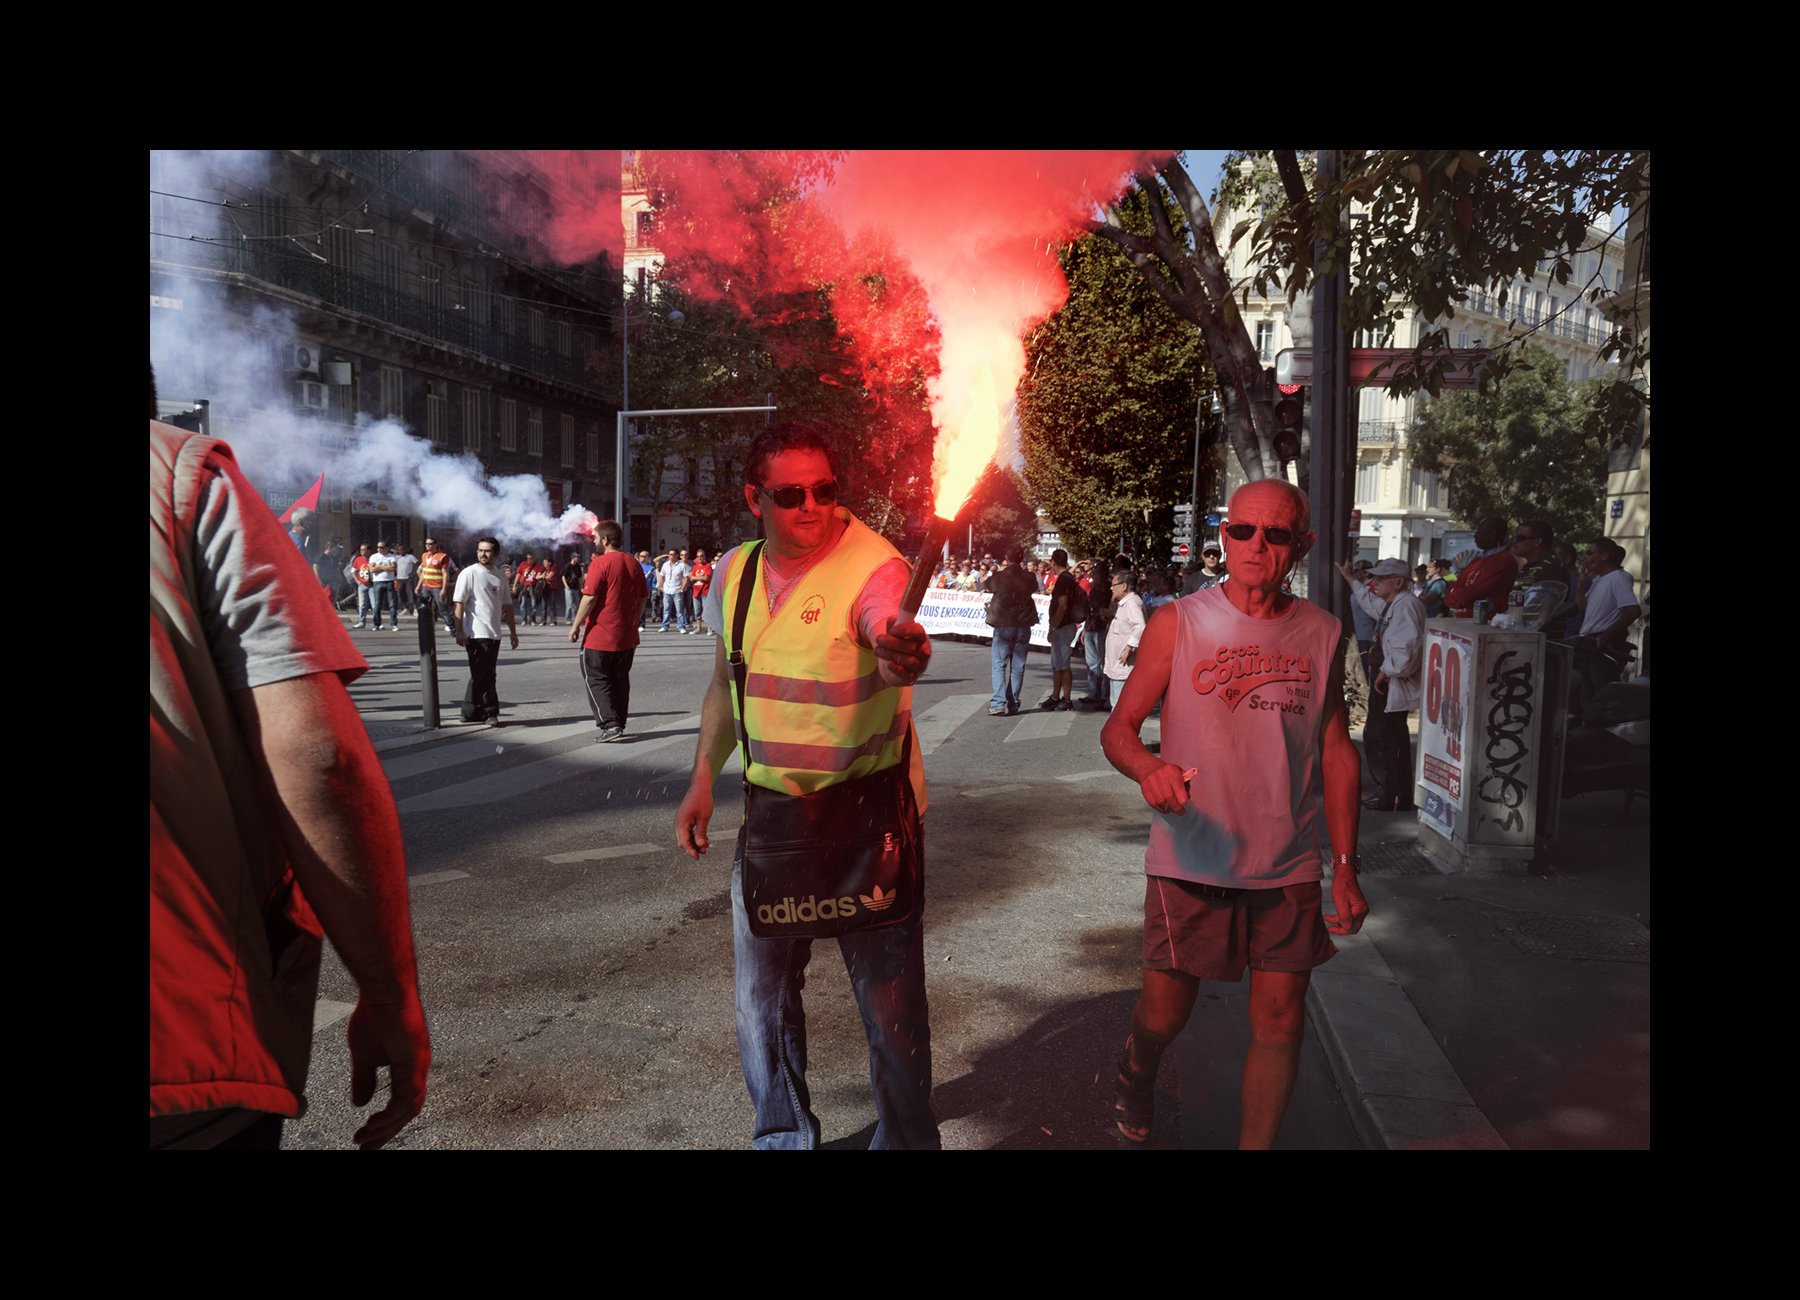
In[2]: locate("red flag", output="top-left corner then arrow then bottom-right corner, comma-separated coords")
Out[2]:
279,475 -> 324,525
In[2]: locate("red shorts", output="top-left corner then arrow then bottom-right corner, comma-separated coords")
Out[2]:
1142,876 -> 1337,981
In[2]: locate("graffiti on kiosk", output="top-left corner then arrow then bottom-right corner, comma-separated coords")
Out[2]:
1475,648 -> 1534,833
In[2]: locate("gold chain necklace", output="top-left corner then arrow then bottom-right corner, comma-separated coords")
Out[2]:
763,545 -> 827,614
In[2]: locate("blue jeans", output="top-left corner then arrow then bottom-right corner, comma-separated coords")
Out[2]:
731,847 -> 939,1150
988,626 -> 1031,711
371,583 -> 397,628
662,591 -> 689,631
1083,628 -> 1111,705
356,585 -> 373,622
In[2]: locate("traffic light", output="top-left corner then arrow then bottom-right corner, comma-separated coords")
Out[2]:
1272,381 -> 1305,465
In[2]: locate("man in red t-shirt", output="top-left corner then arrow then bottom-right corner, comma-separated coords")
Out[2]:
1442,516 -> 1519,617
568,520 -> 649,743
689,548 -> 716,637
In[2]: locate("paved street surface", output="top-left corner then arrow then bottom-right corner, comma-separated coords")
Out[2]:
287,617 -> 1364,1150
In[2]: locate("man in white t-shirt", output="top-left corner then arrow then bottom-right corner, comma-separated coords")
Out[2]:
1573,537 -> 1640,701
658,551 -> 692,633
453,538 -> 518,726
366,540 -> 400,631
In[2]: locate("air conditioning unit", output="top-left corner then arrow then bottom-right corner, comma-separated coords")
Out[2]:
295,380 -> 328,409
291,342 -> 319,373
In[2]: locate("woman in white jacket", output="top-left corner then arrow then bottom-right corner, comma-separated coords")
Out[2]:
1338,557 -> 1426,812
1102,570 -> 1147,701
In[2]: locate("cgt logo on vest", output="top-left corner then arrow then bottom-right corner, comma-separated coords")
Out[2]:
799,594 -> 826,626
757,894 -> 859,925
1192,643 -> 1313,712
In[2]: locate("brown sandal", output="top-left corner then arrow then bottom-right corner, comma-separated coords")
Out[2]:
1113,1036 -> 1154,1144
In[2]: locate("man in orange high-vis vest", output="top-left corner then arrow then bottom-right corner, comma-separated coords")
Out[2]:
674,424 -> 938,1150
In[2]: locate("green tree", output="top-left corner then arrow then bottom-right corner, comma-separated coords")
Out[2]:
1018,184 -> 1216,563
962,464 -> 1037,558
1090,149 -> 1650,480
1408,345 -> 1607,546
631,151 -> 940,548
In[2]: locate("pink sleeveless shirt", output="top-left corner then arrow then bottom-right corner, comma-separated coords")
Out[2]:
1145,587 -> 1343,889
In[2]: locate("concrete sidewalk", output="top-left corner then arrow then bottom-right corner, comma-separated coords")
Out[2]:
1308,789 -> 1650,1149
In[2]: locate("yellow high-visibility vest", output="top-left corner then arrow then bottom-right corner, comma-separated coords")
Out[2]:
722,510 -> 925,810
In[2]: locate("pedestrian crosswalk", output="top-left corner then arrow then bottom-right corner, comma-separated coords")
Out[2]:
378,692 -> 1157,811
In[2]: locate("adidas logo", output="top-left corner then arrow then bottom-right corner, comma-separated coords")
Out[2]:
860,884 -> 898,912
755,894 -> 859,925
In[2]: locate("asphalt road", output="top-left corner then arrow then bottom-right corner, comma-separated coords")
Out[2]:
285,616 -> 1363,1150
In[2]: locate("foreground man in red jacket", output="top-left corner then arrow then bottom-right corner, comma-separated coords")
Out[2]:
150,388 -> 429,1150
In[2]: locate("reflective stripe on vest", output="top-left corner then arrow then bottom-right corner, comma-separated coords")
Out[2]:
724,512 -> 907,797
419,552 -> 448,586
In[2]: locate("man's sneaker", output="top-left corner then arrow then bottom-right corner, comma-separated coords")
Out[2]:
1037,696 -> 1058,710
1056,698 -> 1074,711
597,725 -> 626,743
354,621 -> 366,629
988,708 -> 1008,716
658,626 -> 669,632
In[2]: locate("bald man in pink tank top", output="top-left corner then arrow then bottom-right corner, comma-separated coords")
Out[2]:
1100,478 -> 1368,1148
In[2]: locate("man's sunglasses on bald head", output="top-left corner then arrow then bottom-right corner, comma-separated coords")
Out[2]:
1223,522 -> 1298,546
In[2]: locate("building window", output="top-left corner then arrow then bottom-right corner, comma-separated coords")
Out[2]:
527,406 -> 544,456
494,295 -> 514,336
636,211 -> 654,247
426,383 -> 449,447
1456,330 -> 1470,350
380,365 -> 404,421
1256,322 -> 1275,363
586,428 -> 601,474
500,397 -> 517,451
529,309 -> 546,348
463,389 -> 482,452
560,413 -> 575,467
1355,458 -> 1382,504
555,321 -> 573,356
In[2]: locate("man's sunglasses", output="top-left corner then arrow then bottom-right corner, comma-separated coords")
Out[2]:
1223,522 -> 1299,546
756,480 -> 838,509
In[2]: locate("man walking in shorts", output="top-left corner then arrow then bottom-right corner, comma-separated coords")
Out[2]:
1099,479 -> 1368,1148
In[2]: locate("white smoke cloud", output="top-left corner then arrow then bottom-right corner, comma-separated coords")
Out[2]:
149,148 -> 603,546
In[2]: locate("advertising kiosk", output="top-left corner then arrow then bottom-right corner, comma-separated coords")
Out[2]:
1416,621 -> 1571,871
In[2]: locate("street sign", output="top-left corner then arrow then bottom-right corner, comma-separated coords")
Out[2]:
1275,347 -> 1491,390
1349,508 -> 1362,537
1177,543 -> 1190,557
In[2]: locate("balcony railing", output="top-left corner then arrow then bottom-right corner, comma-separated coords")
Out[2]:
1359,420 -> 1404,445
223,240 -> 604,393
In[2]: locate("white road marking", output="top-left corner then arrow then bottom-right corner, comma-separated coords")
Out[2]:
313,1000 -> 355,1034
963,783 -> 1032,798
1005,711 -> 1075,742
409,870 -> 470,887
1059,769 -> 1117,782
914,694 -> 989,755
396,715 -> 703,813
544,842 -> 664,864
382,720 -> 598,781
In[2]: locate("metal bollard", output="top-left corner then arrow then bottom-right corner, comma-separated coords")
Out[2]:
418,595 -> 442,729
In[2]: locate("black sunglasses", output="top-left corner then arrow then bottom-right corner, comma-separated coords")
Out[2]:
1223,522 -> 1298,546
756,480 -> 838,509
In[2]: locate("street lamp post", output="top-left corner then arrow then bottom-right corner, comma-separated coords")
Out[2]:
615,405 -> 778,535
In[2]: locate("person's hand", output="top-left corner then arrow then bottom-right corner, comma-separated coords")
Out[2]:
875,617 -> 931,683
567,625 -> 580,644
1139,761 -> 1190,816
675,778 -> 714,860
1327,868 -> 1370,936
508,629 -> 519,650
1375,671 -> 1390,692
1336,560 -> 1358,583
347,995 -> 430,1150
